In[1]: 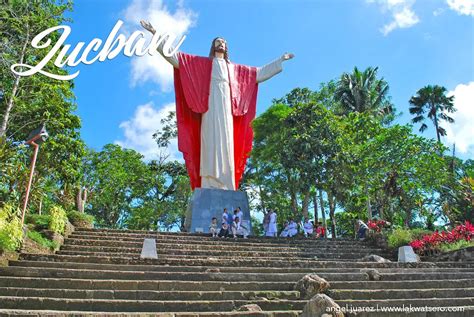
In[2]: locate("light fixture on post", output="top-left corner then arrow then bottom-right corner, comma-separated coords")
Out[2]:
21,124 -> 49,226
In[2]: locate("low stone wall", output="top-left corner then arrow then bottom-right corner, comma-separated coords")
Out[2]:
424,246 -> 474,262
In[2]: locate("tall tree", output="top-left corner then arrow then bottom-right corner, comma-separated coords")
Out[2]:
334,67 -> 394,120
1,0 -> 86,214
409,85 -> 456,143
0,0 -> 74,137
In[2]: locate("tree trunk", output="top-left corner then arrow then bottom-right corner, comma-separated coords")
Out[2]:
431,103 -> 441,143
366,182 -> 372,220
0,28 -> 29,137
328,192 -> 337,240
318,189 -> 327,239
258,185 -> 267,214
301,189 -> 310,220
81,188 -> 88,212
38,197 -> 43,215
290,190 -> 298,217
285,172 -> 299,216
312,192 -> 319,222
75,187 -> 88,213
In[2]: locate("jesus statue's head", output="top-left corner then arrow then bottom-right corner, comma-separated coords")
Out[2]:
209,37 -> 229,62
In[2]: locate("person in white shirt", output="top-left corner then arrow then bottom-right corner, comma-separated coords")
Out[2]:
209,217 -> 218,237
232,217 -> 248,239
222,208 -> 229,225
263,211 -> 270,236
281,219 -> 298,237
302,217 -> 314,238
266,210 -> 277,237
236,207 -> 244,223
356,219 -> 369,240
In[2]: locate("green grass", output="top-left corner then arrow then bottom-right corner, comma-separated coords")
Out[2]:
387,228 -> 435,249
66,210 -> 94,225
439,240 -> 474,252
25,214 -> 51,231
387,228 -> 413,248
27,230 -> 59,251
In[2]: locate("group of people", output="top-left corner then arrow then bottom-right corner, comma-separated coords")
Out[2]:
209,207 -> 249,239
263,211 -> 326,238
207,208 -> 372,241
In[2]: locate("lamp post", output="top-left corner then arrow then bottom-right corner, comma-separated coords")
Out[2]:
21,124 -> 49,226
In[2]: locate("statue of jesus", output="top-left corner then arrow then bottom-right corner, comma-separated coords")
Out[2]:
141,21 -> 294,191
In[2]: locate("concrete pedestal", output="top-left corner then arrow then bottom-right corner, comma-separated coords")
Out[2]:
184,188 -> 252,234
398,246 -> 419,263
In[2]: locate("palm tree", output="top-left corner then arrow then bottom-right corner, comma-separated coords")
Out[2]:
334,66 -> 394,118
409,85 -> 456,143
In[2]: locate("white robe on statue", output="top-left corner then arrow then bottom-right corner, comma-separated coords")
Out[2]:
159,46 -> 283,190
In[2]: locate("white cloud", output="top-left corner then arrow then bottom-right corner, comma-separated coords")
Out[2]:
445,82 -> 474,155
115,102 -> 181,161
122,0 -> 197,91
368,0 -> 420,35
446,0 -> 474,16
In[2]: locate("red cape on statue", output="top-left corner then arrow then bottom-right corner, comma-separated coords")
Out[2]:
174,52 -> 259,190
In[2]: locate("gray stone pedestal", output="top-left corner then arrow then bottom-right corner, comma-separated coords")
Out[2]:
185,188 -> 252,234
398,246 -> 419,263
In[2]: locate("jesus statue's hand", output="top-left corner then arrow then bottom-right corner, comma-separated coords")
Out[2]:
140,20 -> 156,34
282,53 -> 295,61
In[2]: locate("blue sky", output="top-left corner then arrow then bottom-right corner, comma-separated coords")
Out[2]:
62,0 -> 473,160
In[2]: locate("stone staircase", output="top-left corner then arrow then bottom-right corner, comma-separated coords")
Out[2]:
0,228 -> 473,316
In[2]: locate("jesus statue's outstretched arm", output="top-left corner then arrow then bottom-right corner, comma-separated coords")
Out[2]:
140,20 -> 179,68
257,53 -> 295,83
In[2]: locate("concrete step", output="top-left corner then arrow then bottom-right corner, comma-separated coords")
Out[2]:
335,297 -> 474,308
70,232 -> 364,246
68,233 -> 371,248
330,279 -> 474,289
54,250 -> 376,261
0,266 -> 369,282
0,276 -> 296,291
0,309 -> 302,317
65,237 -> 386,252
57,247 -> 386,260
329,287 -> 474,300
0,287 -> 300,301
0,296 -> 307,312
76,228 -> 356,241
19,253 -> 444,268
3,266 -> 474,283
431,262 -> 474,268
61,243 -> 390,256
345,306 -> 474,317
10,261 -> 474,274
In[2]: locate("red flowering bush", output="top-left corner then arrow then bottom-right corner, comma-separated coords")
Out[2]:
367,220 -> 387,233
409,221 -> 474,254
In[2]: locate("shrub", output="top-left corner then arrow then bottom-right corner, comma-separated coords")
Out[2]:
0,203 -> 23,251
66,210 -> 94,226
409,228 -> 433,240
388,228 -> 413,248
367,220 -> 389,233
25,214 -> 51,231
27,230 -> 59,251
410,221 -> 474,254
48,205 -> 68,234
439,239 -> 474,252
